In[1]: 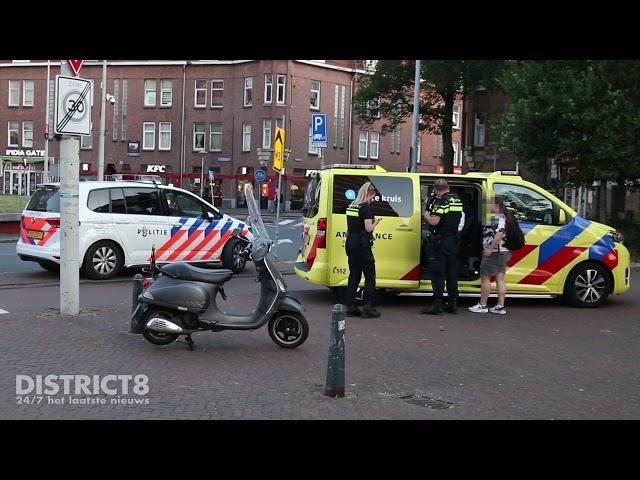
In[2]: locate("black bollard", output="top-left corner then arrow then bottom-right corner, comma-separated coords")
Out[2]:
324,304 -> 346,398
129,274 -> 145,334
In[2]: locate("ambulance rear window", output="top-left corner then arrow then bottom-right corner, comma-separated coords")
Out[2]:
302,176 -> 321,218
26,187 -> 60,213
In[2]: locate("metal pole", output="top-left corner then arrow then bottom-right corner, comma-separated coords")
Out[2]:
59,60 -> 80,315
44,60 -> 51,180
98,59 -> 107,181
200,155 -> 204,197
409,59 -> 421,173
324,304 -> 346,398
130,273 -> 144,333
274,170 -> 282,258
320,147 -> 324,169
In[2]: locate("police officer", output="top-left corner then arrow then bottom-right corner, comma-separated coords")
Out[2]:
421,179 -> 464,315
344,182 -> 381,318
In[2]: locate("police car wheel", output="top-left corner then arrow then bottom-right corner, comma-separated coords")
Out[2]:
222,239 -> 246,273
82,240 -> 124,280
564,262 -> 610,308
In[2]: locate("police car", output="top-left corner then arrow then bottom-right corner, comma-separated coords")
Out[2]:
17,180 -> 252,279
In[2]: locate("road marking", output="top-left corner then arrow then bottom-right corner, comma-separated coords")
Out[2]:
277,239 -> 293,244
0,309 -> 9,314
293,222 -> 303,227
279,219 -> 295,225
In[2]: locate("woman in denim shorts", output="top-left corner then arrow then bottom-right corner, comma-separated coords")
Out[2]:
469,197 -> 514,315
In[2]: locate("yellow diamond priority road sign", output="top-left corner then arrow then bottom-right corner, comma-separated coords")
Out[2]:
272,127 -> 285,174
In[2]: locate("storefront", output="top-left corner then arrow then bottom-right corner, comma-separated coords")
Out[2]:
1,150 -> 55,196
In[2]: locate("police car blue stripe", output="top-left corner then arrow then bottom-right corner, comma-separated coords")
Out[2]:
219,219 -> 234,236
170,216 -> 188,236
204,219 -> 220,236
188,218 -> 204,236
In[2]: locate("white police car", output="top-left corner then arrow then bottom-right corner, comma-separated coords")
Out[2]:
17,180 -> 252,279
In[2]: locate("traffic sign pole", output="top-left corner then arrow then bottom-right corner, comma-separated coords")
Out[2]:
59,60 -> 80,316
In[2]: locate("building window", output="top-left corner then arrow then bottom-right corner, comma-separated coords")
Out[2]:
81,134 -> 93,150
453,142 -> 461,167
433,135 -> 443,157
121,164 -> 132,172
358,132 -> 368,158
8,121 -> 19,146
391,126 -> 401,154
159,122 -> 171,151
474,113 -> 486,147
209,122 -> 222,151
264,74 -> 273,104
194,80 -> 207,107
211,80 -> 223,108
160,79 -> 172,107
242,122 -> 251,151
112,80 -> 120,141
308,127 -> 320,155
244,77 -> 253,107
9,81 -> 19,106
143,122 -> 155,150
369,132 -> 380,160
262,119 -> 272,149
452,104 -> 461,129
276,75 -> 286,104
22,121 -> 33,148
23,80 -> 34,107
81,163 -> 91,172
193,123 -> 205,151
339,85 -> 346,148
121,79 -> 128,140
275,118 -> 284,130
310,80 -> 320,110
144,80 -> 156,107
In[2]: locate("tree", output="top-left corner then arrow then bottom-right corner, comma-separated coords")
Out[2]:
353,60 -> 504,173
497,60 -> 640,186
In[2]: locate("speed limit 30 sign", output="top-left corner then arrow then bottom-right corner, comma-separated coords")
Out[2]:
54,75 -> 92,135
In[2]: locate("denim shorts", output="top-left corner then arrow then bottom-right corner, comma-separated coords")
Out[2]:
480,251 -> 512,276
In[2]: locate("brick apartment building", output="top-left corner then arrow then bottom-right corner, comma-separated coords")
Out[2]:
0,59 -> 464,210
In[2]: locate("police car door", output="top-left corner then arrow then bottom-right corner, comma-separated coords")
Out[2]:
110,186 -> 170,265
159,189 -> 220,263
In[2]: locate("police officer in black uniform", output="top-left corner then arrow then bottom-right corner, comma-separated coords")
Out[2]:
421,179 -> 464,315
344,181 -> 381,318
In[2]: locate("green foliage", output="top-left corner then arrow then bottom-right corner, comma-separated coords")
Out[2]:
354,60 -> 504,173
0,194 -> 30,213
497,60 -> 640,185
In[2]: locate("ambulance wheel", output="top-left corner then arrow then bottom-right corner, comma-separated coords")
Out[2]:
563,261 -> 611,308
268,312 -> 309,349
222,239 -> 246,273
82,240 -> 124,280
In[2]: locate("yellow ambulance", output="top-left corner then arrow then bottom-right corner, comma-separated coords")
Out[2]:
294,165 -> 630,308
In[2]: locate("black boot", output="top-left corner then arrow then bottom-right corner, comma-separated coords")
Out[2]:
361,303 -> 381,318
421,298 -> 443,315
444,298 -> 458,314
346,305 -> 362,317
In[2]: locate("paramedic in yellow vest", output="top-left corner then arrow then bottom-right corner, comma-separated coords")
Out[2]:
422,179 -> 464,315
344,182 -> 381,318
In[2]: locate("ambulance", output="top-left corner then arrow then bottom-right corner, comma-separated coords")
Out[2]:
17,180 -> 251,279
294,165 -> 630,307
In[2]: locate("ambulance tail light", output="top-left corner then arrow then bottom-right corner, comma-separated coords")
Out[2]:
46,217 -> 60,228
317,217 -> 327,248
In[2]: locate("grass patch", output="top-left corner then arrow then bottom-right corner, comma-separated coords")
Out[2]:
0,194 -> 31,213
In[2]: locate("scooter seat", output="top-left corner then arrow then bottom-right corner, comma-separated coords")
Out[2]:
162,262 -> 233,284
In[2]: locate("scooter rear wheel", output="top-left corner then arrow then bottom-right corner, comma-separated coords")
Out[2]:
142,309 -> 180,346
268,312 -> 309,349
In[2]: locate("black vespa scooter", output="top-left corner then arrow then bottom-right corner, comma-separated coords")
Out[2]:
132,184 -> 308,350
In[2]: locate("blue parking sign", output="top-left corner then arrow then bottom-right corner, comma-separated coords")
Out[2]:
311,113 -> 328,148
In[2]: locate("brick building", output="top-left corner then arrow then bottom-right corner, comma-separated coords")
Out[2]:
0,60 -> 464,210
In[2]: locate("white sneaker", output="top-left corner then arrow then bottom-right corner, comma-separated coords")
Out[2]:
468,303 -> 488,313
489,305 -> 507,315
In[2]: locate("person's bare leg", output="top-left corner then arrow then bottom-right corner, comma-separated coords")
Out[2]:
496,272 -> 506,306
480,275 -> 492,305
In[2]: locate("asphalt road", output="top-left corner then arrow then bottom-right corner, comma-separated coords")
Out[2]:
0,264 -> 637,419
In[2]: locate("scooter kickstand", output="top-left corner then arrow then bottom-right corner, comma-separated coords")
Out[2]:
185,334 -> 194,350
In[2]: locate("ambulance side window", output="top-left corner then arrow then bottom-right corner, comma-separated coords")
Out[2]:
302,176 -> 321,218
332,175 -> 413,217
494,183 -> 554,225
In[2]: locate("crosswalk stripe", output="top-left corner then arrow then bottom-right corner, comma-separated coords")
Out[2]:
277,239 -> 293,244
293,222 -> 303,227
0,309 -> 9,314
279,219 -> 295,225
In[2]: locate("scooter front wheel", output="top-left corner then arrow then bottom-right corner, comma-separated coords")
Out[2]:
268,312 -> 309,349
142,309 -> 180,346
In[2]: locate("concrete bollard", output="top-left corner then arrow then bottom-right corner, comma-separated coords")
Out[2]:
324,304 -> 346,398
129,274 -> 145,334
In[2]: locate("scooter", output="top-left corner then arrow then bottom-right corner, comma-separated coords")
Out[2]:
132,184 -> 308,350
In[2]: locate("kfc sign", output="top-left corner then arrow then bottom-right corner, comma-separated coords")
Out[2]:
147,165 -> 166,173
